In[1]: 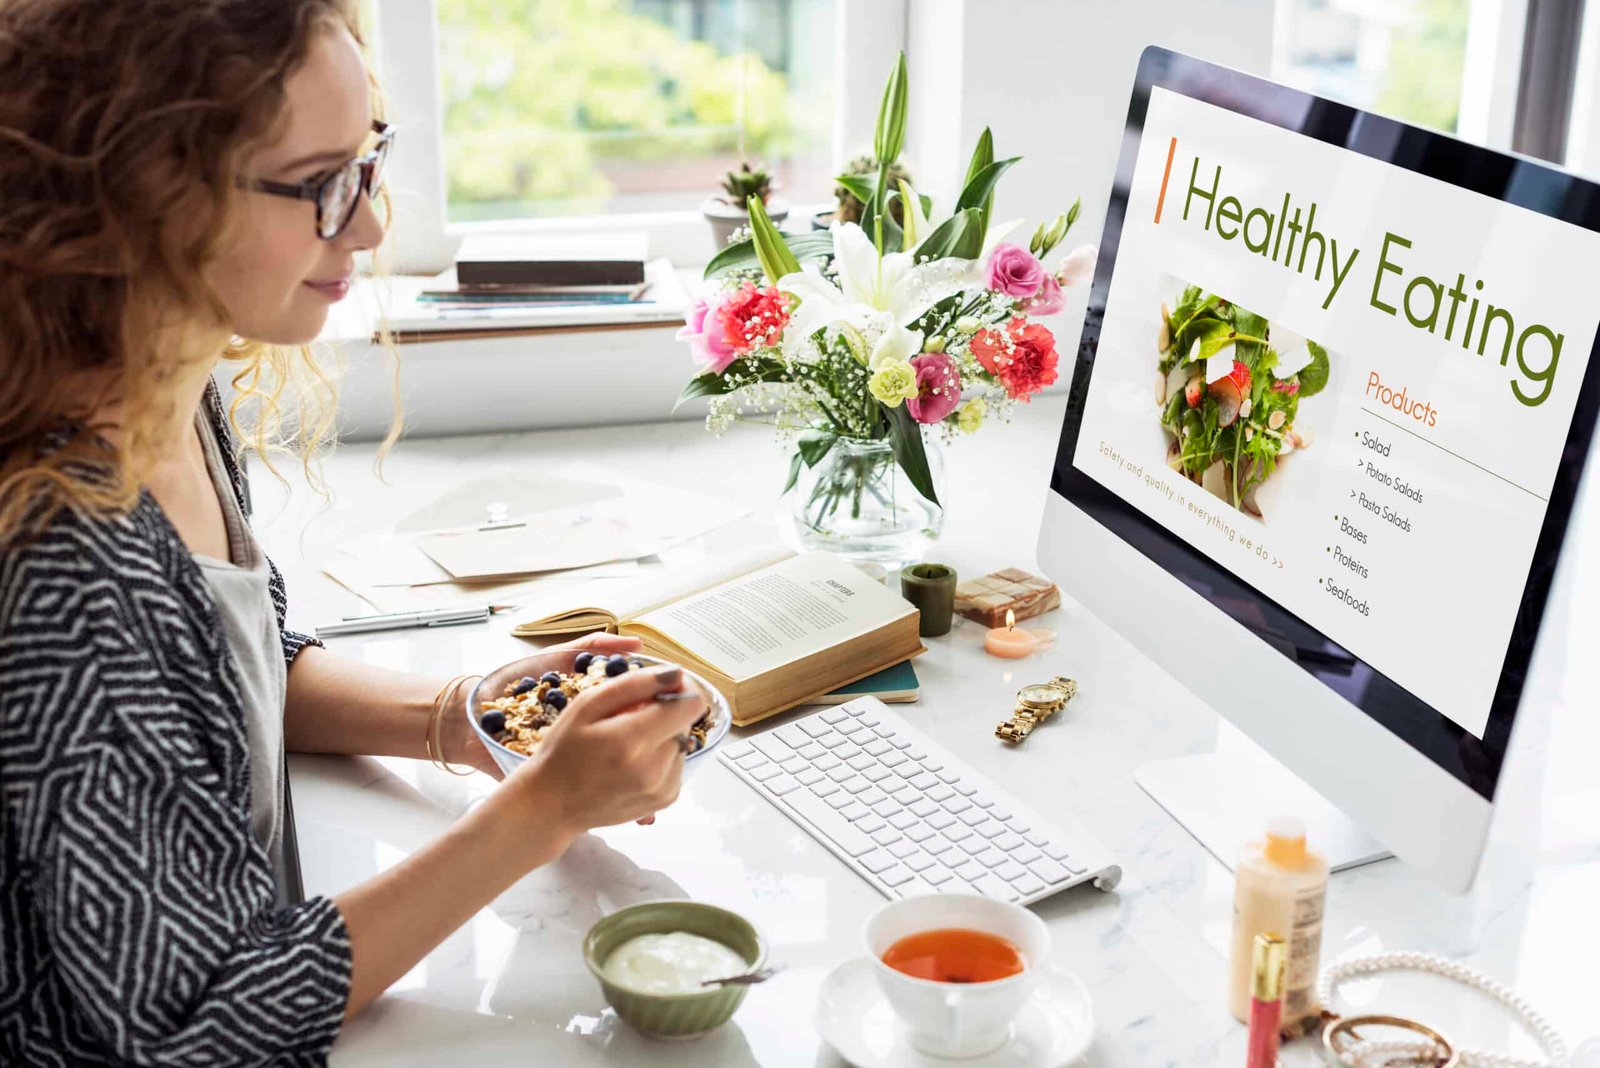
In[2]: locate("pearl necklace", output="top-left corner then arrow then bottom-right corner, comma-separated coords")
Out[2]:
1317,952 -> 1566,1068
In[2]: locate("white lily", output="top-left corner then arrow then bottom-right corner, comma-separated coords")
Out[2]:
776,222 -> 982,364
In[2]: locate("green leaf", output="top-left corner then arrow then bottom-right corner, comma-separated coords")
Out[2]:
886,405 -> 939,506
748,195 -> 800,282
703,230 -> 833,279
874,52 -> 909,166
782,450 -> 804,495
954,157 -> 1019,223
1297,341 -> 1331,397
834,174 -> 877,207
914,207 -> 983,262
797,429 -> 838,468
1175,316 -> 1232,364
963,128 -> 995,228
674,373 -> 735,410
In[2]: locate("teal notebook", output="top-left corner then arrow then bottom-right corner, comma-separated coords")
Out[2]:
811,660 -> 920,705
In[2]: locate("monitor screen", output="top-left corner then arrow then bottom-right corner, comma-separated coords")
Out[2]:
1052,49 -> 1600,801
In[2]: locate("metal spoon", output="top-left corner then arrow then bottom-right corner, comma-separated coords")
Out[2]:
700,965 -> 783,987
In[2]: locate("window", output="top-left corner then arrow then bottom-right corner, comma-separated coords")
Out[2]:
433,0 -> 839,223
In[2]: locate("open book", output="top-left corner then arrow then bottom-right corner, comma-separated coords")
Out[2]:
511,550 -> 924,726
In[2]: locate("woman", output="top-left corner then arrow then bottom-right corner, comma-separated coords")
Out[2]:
0,3 -> 707,1064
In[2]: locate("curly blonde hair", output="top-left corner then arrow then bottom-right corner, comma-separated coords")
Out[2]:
0,0 -> 395,544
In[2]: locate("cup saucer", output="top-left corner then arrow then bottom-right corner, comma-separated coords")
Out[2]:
813,957 -> 1094,1068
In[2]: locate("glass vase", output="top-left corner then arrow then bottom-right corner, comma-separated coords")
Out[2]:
788,434 -> 945,570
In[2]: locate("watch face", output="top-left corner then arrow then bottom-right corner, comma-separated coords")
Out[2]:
1018,683 -> 1065,707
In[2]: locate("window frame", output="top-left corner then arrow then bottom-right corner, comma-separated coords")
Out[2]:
370,0 -> 908,274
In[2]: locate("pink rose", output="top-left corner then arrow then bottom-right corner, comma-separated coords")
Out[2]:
906,352 -> 963,424
1023,274 -> 1064,316
676,294 -> 739,374
986,243 -> 1045,298
1055,244 -> 1097,288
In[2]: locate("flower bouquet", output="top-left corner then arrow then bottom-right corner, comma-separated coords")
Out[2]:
675,52 -> 1095,566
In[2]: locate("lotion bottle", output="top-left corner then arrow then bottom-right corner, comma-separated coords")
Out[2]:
1227,816 -> 1328,1024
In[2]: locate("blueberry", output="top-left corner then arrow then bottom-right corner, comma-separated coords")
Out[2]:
604,656 -> 630,677
573,652 -> 594,674
479,710 -> 506,734
539,671 -> 562,687
544,690 -> 568,712
512,676 -> 538,696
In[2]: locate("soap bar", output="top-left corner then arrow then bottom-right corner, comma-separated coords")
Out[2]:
954,568 -> 1060,627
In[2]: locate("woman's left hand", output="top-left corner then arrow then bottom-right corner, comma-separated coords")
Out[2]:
439,632 -> 645,782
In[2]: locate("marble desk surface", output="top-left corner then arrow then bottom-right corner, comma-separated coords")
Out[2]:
249,394 -> 1598,1067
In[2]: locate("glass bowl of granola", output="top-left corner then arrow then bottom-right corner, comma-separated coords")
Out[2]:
465,648 -> 731,780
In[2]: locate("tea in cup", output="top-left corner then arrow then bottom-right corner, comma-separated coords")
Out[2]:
865,894 -> 1049,1058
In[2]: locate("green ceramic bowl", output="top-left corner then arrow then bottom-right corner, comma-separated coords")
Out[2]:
582,900 -> 767,1040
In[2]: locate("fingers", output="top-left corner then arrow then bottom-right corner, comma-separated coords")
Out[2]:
563,632 -> 642,654
563,664 -> 684,725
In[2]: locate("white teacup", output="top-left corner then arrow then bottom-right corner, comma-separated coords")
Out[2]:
865,894 -> 1050,1058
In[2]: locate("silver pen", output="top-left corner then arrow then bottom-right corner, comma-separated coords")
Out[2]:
315,605 -> 492,638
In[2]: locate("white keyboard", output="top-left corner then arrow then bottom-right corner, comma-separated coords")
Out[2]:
719,697 -> 1122,904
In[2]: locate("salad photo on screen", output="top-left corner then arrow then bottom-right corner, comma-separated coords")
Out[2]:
1155,281 -> 1330,517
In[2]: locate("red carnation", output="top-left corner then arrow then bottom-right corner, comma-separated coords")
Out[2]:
718,282 -> 791,354
970,317 -> 1059,400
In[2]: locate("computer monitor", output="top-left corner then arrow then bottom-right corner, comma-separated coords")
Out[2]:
1040,47 -> 1600,893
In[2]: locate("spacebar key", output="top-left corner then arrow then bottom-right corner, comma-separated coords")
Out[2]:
783,788 -> 877,857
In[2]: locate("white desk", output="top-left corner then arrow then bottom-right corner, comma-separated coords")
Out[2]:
251,395 -> 1599,1067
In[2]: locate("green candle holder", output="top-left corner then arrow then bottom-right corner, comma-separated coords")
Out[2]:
900,562 -> 958,638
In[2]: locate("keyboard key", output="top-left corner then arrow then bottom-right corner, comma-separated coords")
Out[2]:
1064,858 -> 1088,875
992,832 -> 1024,851
846,754 -> 874,772
1044,843 -> 1075,863
871,826 -> 902,847
905,825 -> 936,844
1029,859 -> 1069,884
926,811 -> 956,831
843,704 -> 866,717
734,750 -> 767,769
800,719 -> 832,738
810,779 -> 839,798
723,742 -> 753,760
958,809 -> 987,827
752,735 -> 793,761
880,865 -> 915,888
904,851 -> 935,873
796,768 -> 825,787
860,849 -> 897,873
888,840 -> 917,859
838,719 -> 869,737
856,816 -> 886,834
968,874 -> 1018,901
858,712 -> 880,726
751,764 -> 784,783
858,788 -> 889,808
889,784 -> 919,804
989,807 -> 1011,822
835,742 -> 865,762
825,766 -> 854,783
906,747 -> 927,760
889,811 -> 918,831
1012,845 -> 1041,865
936,769 -> 961,783
820,708 -> 847,724
826,792 -> 853,810
944,823 -> 974,843
994,860 -> 1027,881
799,743 -> 826,760
862,767 -> 893,783
841,777 -> 873,794
819,733 -> 851,751
958,836 -> 988,856
943,796 -> 973,815
909,772 -> 940,790
976,849 -> 1008,869
921,759 -> 943,773
873,725 -> 895,738
864,739 -> 892,757
880,751 -> 908,768
871,798 -> 900,818
1007,820 -> 1030,835
926,784 -> 956,803
1025,832 -> 1049,847
776,725 -> 810,748
767,775 -> 800,796
974,820 -> 1006,839
779,757 -> 806,775
840,802 -> 871,821
955,783 -> 979,797
890,737 -> 913,750
1011,874 -> 1045,896
909,799 -> 938,818
784,789 -> 875,857
972,796 -> 994,809
924,838 -> 954,857
815,754 -> 843,772
894,764 -> 921,780
954,860 -> 986,881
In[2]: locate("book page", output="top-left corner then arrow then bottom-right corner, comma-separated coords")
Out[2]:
628,552 -> 914,682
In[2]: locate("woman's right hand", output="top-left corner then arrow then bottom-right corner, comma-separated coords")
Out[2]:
502,663 -> 709,847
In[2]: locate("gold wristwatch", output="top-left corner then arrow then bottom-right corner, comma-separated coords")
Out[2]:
995,676 -> 1077,744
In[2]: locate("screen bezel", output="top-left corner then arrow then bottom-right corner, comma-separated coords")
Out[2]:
1051,47 -> 1600,802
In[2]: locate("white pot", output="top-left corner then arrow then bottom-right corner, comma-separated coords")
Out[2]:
701,197 -> 789,251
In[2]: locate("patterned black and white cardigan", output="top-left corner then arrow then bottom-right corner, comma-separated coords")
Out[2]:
0,382 -> 350,1066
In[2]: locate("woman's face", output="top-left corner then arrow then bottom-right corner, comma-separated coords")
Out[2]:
208,24 -> 384,346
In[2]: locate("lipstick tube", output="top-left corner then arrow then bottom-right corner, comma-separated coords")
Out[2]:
1247,932 -> 1287,1068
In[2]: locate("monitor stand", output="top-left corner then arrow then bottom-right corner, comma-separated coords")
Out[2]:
1135,722 -> 1392,873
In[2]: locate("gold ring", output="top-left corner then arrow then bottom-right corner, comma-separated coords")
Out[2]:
1323,1014 -> 1458,1068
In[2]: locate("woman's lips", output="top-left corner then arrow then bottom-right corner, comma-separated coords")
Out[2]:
304,277 -> 351,301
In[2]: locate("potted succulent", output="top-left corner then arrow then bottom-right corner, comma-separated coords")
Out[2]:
817,153 -> 914,230
702,162 -> 788,249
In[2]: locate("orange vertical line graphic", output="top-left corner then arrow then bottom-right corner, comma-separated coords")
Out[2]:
1154,136 -> 1177,224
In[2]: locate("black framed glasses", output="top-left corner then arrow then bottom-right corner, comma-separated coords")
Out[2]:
241,120 -> 393,239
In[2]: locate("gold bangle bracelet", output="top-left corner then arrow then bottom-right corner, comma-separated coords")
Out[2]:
425,673 -> 480,776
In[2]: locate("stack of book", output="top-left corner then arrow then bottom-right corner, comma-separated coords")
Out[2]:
419,232 -> 652,313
